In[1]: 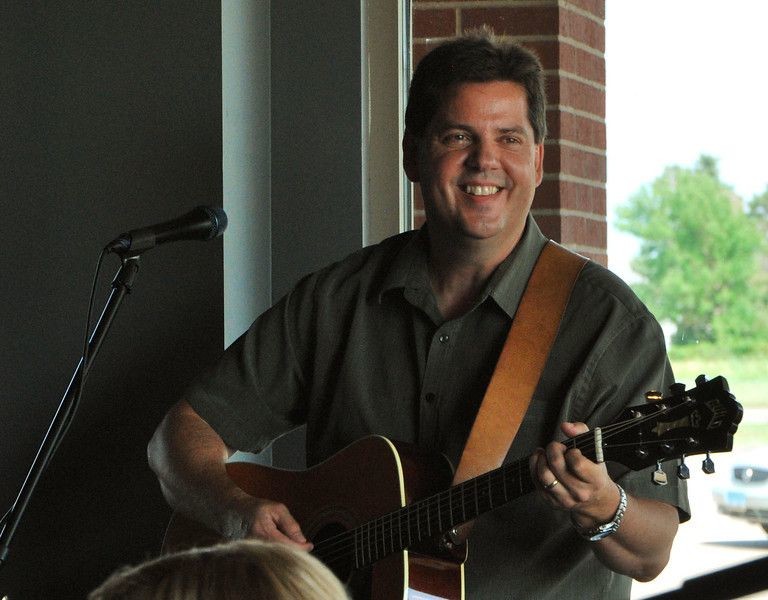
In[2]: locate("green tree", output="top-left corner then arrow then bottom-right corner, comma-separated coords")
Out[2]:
747,187 -> 768,340
616,156 -> 765,352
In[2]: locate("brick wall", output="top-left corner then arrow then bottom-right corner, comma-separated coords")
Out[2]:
410,0 -> 607,264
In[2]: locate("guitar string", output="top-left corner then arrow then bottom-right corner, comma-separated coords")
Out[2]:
313,398 -> 699,568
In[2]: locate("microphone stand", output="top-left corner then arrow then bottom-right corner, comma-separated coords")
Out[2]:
0,254 -> 141,570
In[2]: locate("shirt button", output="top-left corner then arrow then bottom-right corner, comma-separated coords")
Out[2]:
438,333 -> 449,343
425,392 -> 436,404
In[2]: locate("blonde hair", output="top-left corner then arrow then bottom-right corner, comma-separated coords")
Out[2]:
89,540 -> 348,600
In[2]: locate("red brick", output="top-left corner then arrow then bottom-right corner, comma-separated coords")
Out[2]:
535,179 -> 606,214
559,41 -> 605,85
544,145 -> 606,183
566,0 -> 606,20
548,111 -> 606,149
413,8 -> 457,39
462,6 -> 559,38
536,213 -> 606,247
548,76 -> 605,119
535,213 -> 561,241
523,40 -> 559,71
561,7 -> 605,52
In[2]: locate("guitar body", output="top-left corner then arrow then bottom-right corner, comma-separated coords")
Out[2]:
163,436 -> 465,600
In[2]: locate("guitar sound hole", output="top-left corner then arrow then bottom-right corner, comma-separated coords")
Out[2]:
312,522 -> 355,582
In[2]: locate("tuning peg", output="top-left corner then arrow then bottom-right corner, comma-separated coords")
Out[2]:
695,374 -> 708,386
677,456 -> 690,480
702,452 -> 715,474
653,460 -> 668,486
669,382 -> 686,395
645,390 -> 663,402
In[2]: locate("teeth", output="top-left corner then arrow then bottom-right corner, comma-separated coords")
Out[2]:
463,185 -> 500,196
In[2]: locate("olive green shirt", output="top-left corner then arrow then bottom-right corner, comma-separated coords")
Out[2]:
187,216 -> 689,599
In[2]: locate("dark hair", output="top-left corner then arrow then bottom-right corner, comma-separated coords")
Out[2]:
405,29 -> 547,143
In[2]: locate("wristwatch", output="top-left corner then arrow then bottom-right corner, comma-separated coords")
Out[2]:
572,484 -> 628,542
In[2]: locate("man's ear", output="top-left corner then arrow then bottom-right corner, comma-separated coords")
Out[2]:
534,142 -> 544,187
402,130 -> 420,182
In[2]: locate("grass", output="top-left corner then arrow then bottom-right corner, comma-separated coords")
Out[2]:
669,353 -> 767,408
668,351 -> 767,449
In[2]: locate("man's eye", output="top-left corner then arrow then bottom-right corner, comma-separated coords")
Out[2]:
441,133 -> 471,148
502,136 -> 522,145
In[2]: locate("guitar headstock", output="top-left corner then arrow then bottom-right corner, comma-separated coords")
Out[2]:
584,375 -> 742,473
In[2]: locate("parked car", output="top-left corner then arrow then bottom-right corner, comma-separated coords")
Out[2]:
712,453 -> 768,535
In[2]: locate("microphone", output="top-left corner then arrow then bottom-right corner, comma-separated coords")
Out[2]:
105,205 -> 228,254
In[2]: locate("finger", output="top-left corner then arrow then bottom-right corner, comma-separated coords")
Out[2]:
250,504 -> 313,551
532,447 -> 563,496
531,448 -> 553,487
560,421 -> 589,437
273,508 -> 314,551
528,448 -> 544,481
544,440 -> 569,480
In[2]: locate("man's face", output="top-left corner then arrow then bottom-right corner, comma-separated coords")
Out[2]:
404,80 -> 544,250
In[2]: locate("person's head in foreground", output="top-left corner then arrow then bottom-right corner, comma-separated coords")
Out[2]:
88,539 -> 348,600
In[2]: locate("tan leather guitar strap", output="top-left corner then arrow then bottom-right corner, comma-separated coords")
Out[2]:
452,241 -> 588,488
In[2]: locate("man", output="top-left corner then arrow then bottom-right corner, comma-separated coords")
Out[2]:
148,31 -> 688,598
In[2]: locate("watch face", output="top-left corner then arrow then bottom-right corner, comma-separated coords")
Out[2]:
588,524 -> 619,542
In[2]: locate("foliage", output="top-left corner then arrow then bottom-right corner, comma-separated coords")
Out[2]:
616,156 -> 767,353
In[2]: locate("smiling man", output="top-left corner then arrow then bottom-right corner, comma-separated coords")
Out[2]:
149,31 -> 689,599
403,79 -> 544,320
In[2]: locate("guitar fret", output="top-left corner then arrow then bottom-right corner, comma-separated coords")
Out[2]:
461,482 -> 467,523
406,506 -> 412,546
380,516 -> 386,559
416,501 -> 421,541
390,512 -> 395,554
354,527 -> 360,569
367,520 -> 373,564
502,465 -> 509,501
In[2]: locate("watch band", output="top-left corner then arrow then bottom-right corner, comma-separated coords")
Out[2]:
572,484 -> 628,542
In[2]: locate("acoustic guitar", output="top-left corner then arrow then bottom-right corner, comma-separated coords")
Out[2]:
163,375 -> 742,600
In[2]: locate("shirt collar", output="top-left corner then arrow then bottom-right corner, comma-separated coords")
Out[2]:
378,215 -> 549,319
485,215 -> 549,318
379,227 -> 430,301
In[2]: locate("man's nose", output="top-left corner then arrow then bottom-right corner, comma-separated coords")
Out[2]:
466,138 -> 500,171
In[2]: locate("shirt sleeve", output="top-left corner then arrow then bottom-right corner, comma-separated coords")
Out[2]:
183,279 -> 314,453
572,308 -> 692,523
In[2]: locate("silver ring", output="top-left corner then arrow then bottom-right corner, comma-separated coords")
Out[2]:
543,478 -> 559,490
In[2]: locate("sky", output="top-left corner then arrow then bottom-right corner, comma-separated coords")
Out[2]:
605,0 -> 768,280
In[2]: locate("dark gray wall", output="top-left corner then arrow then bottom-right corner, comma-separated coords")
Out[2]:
268,2 -> 365,467
270,1 -> 364,301
0,3 -> 222,598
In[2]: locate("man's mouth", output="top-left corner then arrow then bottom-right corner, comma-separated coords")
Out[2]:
461,185 -> 502,196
